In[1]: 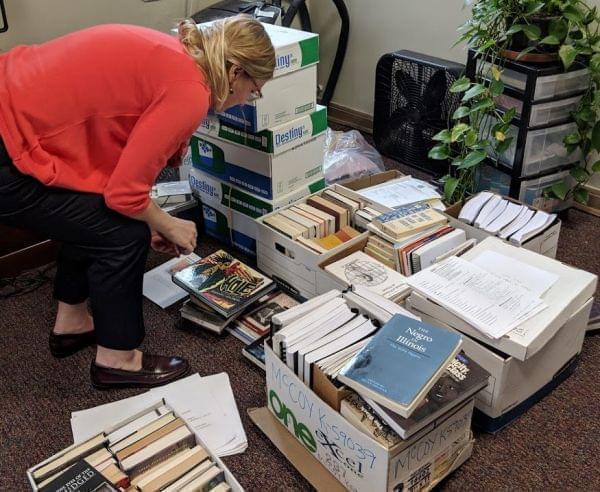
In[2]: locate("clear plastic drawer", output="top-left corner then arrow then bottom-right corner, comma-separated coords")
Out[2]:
519,170 -> 575,210
495,94 -> 582,128
498,121 -> 582,176
478,60 -> 589,101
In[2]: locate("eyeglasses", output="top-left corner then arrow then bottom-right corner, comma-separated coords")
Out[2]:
245,71 -> 263,102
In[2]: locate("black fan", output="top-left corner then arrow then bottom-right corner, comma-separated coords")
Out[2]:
373,51 -> 464,177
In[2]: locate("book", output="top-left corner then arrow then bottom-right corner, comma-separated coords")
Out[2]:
172,250 -> 274,318
279,209 -> 319,238
365,351 -> 489,439
271,289 -> 342,330
116,418 -> 186,461
340,393 -> 402,450
321,189 -> 362,214
306,195 -> 349,230
161,460 -> 214,492
374,205 -> 447,240
32,434 -> 107,482
109,412 -> 176,453
263,214 -> 308,239
294,203 -> 336,235
179,465 -> 225,491
38,459 -> 118,492
410,229 -> 467,272
458,191 -> 493,224
180,300 -> 236,334
235,291 -> 299,337
242,334 -> 269,370
314,233 -> 344,250
338,314 -> 462,418
324,251 -> 410,301
296,236 -> 329,254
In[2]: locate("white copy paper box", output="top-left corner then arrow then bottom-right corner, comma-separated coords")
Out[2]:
408,295 -> 592,419
265,344 -> 474,491
189,129 -> 325,200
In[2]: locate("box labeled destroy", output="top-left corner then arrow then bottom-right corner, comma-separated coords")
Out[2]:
189,130 -> 325,200
265,344 -> 474,491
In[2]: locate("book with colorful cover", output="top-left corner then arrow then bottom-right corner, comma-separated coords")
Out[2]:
365,351 -> 489,439
172,250 -> 274,318
235,291 -> 299,337
338,314 -> 462,418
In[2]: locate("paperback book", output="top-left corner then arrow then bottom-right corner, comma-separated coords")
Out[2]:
338,313 -> 462,418
172,250 -> 274,318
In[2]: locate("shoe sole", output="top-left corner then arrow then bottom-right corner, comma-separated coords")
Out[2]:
91,366 -> 191,390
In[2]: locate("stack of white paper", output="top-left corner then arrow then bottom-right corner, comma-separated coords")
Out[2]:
407,256 -> 548,339
357,176 -> 443,209
70,373 -> 247,456
143,253 -> 201,309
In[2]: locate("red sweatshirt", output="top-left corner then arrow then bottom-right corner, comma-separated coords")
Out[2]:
0,24 -> 210,215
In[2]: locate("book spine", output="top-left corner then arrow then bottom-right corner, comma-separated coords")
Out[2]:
123,434 -> 195,477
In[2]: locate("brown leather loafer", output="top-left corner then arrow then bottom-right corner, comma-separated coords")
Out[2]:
90,353 -> 190,390
49,330 -> 96,358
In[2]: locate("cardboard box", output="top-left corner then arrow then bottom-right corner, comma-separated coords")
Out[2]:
217,23 -> 319,132
27,400 -> 242,491
445,195 -> 561,258
340,170 -> 405,191
407,237 -> 597,361
191,170 -> 326,257
265,343 -> 475,491
189,130 -> 325,200
199,105 -> 327,155
407,296 -> 592,420
256,183 -> 394,299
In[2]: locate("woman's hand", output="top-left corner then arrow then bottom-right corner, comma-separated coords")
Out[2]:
150,230 -> 180,255
160,216 -> 197,255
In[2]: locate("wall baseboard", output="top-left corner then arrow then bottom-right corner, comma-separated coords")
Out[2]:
327,103 -> 374,134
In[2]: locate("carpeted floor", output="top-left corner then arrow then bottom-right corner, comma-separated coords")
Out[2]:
1,161 -> 599,490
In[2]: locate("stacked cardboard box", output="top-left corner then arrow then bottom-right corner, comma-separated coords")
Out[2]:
188,23 -> 326,256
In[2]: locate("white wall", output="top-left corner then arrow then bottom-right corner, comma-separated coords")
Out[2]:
311,0 -> 600,116
0,0 -> 213,50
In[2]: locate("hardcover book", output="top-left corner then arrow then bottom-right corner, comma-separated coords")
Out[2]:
172,250 -> 274,318
39,460 -> 118,492
366,351 -> 489,439
338,314 -> 462,418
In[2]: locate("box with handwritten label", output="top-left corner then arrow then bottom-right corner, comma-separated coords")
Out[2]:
264,344 -> 474,491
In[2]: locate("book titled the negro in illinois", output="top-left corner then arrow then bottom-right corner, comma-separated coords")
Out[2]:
338,313 -> 462,418
172,250 -> 274,318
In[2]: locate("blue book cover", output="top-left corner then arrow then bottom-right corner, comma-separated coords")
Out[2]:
373,203 -> 430,224
338,314 -> 462,417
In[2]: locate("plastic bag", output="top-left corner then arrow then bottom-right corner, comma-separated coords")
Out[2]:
323,128 -> 385,184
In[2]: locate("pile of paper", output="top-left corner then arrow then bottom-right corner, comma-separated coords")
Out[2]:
356,176 -> 443,210
143,254 -> 201,309
71,373 -> 247,457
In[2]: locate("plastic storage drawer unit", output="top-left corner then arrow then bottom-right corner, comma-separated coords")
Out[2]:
495,93 -> 583,129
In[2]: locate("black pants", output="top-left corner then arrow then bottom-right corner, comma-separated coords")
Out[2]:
0,138 -> 149,350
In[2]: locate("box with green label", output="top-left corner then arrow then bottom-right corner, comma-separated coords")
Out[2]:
189,124 -> 325,201
191,168 -> 326,256
216,22 -> 319,132
198,105 -> 327,156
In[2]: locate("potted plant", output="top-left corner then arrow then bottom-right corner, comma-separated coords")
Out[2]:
429,0 -> 599,207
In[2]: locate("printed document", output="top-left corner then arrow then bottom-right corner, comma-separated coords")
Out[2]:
407,256 -> 547,339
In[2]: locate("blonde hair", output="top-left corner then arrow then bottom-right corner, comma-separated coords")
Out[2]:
178,15 -> 275,111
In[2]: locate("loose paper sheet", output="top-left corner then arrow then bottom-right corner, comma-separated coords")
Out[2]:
142,253 -> 200,309
407,256 -> 547,339
358,177 -> 441,209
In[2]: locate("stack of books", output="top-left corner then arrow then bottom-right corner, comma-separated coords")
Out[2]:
458,191 -> 557,245
29,403 -> 235,492
173,250 -> 275,334
263,190 -> 363,254
268,289 -> 489,448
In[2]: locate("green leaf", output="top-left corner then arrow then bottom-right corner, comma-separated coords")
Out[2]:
559,45 -> 578,70
451,158 -> 463,167
592,160 -> 600,173
549,18 -> 568,41
465,129 -> 478,147
570,167 -> 589,182
428,145 -> 449,160
470,99 -> 494,113
516,46 -> 537,60
450,77 -> 471,93
522,25 -> 541,41
564,132 -> 581,145
527,2 -> 545,14
458,150 -> 487,169
489,79 -> 505,97
462,84 -> 486,101
577,107 -> 596,123
451,123 -> 470,142
433,129 -> 452,143
452,106 -> 471,120
551,181 -> 569,200
443,177 -> 460,203
506,24 -> 524,36
563,5 -> 583,23
592,122 -> 600,151
501,108 -> 517,124
574,188 -> 589,204
495,137 -> 513,154
583,7 -> 597,25
591,53 -> 600,73
540,35 -> 561,46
